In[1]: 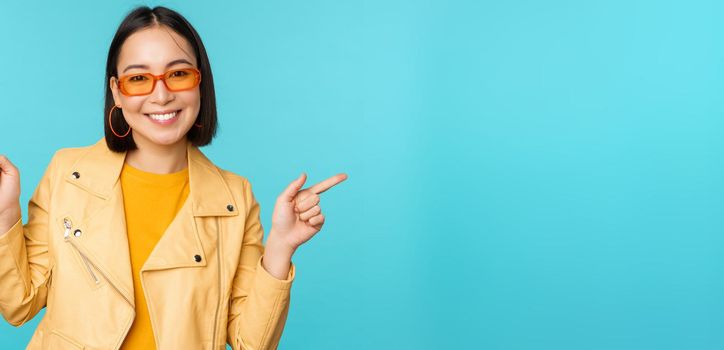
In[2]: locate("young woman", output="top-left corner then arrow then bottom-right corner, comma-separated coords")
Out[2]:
0,6 -> 346,349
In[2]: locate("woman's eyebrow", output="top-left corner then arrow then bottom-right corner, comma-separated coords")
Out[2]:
122,58 -> 193,73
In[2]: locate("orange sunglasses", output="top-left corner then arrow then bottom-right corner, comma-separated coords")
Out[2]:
116,67 -> 202,96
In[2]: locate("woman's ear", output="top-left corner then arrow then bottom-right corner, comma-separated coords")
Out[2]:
109,77 -> 121,106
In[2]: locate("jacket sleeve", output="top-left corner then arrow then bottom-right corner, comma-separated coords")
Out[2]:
0,153 -> 55,326
227,178 -> 296,350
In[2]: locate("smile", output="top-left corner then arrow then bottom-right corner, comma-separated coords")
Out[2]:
144,109 -> 181,125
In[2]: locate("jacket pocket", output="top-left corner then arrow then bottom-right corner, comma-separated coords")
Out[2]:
45,329 -> 85,349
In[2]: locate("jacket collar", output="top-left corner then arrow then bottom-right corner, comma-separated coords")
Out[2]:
66,137 -> 238,217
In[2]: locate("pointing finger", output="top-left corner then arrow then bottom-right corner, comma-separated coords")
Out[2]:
309,173 -> 348,195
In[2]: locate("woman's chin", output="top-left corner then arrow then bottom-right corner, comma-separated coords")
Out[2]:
133,130 -> 188,148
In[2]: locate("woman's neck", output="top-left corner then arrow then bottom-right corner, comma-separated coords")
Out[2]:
125,137 -> 188,174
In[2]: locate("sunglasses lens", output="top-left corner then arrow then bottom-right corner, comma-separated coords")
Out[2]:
165,69 -> 200,91
120,74 -> 154,95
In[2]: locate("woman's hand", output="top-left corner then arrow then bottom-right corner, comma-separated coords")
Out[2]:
269,172 -> 348,252
0,155 -> 22,235
260,172 -> 347,279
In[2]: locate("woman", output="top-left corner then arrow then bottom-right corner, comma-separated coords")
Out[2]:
0,6 -> 346,349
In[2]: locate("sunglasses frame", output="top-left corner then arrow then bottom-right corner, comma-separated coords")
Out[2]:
117,67 -> 202,96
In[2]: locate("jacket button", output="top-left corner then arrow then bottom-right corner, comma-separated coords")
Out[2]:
73,229 -> 82,237
71,171 -> 80,179
194,254 -> 202,262
226,204 -> 234,212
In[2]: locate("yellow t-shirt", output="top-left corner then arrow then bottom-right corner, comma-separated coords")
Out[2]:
119,162 -> 190,350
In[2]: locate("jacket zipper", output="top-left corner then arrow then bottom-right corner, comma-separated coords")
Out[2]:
80,253 -> 100,284
63,218 -> 99,284
211,217 -> 222,350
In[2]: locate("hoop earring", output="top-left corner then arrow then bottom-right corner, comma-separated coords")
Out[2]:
109,105 -> 131,138
194,119 -> 203,128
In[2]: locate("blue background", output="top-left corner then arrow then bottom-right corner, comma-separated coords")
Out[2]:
1,0 -> 723,349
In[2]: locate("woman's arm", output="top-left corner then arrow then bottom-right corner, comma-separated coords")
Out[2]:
0,153 -> 55,326
226,179 -> 295,350
226,172 -> 346,349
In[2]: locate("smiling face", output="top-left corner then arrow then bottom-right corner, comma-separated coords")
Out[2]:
109,25 -> 201,150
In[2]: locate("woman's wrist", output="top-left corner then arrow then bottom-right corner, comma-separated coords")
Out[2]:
261,232 -> 297,280
0,204 -> 21,236
266,231 -> 297,255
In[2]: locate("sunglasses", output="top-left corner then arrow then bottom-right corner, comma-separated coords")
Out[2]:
116,67 -> 202,96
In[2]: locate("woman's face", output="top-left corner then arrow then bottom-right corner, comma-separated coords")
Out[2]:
109,25 -> 201,149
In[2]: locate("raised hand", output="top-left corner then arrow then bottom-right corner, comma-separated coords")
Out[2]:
269,172 -> 348,251
0,155 -> 22,235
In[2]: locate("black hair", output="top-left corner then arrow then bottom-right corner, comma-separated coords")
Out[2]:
104,6 -> 217,152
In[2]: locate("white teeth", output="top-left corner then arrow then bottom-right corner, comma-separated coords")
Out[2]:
147,111 -> 178,120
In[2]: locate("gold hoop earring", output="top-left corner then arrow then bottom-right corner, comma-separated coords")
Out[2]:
108,105 -> 131,138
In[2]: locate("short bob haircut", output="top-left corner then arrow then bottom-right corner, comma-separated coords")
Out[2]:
104,6 -> 217,152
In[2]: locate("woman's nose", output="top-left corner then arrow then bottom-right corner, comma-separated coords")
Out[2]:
150,79 -> 173,104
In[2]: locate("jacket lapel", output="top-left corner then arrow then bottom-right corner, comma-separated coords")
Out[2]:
141,142 -> 240,271
62,138 -> 240,302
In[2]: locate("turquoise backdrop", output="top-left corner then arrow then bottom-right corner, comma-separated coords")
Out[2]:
1,0 -> 722,349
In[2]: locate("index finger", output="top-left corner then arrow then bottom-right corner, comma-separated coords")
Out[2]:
308,173 -> 348,195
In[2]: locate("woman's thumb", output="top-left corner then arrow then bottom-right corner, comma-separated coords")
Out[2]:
280,172 -> 307,201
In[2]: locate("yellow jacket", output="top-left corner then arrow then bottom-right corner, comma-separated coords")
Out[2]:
0,137 -> 296,349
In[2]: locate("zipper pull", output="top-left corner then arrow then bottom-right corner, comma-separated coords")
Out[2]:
63,218 -> 72,241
